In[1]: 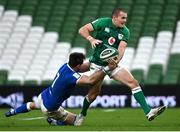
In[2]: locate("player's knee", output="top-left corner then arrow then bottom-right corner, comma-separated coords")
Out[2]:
127,78 -> 139,89
27,102 -> 36,110
48,107 -> 68,121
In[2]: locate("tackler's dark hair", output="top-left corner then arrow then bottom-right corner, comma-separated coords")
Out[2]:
68,52 -> 85,67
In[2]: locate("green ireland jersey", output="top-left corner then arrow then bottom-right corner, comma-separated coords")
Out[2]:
89,17 -> 130,66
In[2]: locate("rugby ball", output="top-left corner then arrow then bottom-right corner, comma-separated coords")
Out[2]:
100,47 -> 119,62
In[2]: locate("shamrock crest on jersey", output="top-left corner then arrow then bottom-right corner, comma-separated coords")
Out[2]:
118,34 -> 124,40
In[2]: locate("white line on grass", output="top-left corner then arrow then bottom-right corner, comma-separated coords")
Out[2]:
102,109 -> 116,112
18,116 -> 45,120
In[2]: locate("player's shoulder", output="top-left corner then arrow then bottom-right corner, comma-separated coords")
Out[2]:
92,17 -> 111,24
65,64 -> 81,79
99,17 -> 111,22
59,63 -> 72,76
122,25 -> 129,32
99,17 -> 111,21
59,63 -> 68,71
121,25 -> 130,35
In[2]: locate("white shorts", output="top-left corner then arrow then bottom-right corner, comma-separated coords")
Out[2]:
90,63 -> 123,78
37,94 -> 68,120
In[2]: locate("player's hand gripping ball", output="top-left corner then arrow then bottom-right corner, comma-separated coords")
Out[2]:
100,47 -> 119,62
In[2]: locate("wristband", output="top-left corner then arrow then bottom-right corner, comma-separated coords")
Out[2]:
86,36 -> 93,41
104,66 -> 110,71
102,66 -> 110,74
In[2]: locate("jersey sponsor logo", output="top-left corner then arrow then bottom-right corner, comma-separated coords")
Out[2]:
118,34 -> 123,40
108,37 -> 116,45
104,27 -> 110,33
73,73 -> 81,79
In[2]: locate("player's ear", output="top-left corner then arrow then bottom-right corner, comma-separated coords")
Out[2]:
112,15 -> 116,19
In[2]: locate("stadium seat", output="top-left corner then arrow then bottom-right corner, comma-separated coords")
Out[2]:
119,0 -> 133,5
150,0 -> 165,5
0,5 -> 4,18
41,42 -> 71,83
131,37 -> 154,81
70,47 -> 86,55
144,31 -> 173,84
145,64 -> 163,84
135,0 -> 149,5
166,54 -> 180,72
7,69 -> 25,85
0,0 -> 7,6
162,69 -> 180,84
131,69 -> 144,83
120,47 -> 135,70
166,0 -> 180,4
6,0 -> 23,11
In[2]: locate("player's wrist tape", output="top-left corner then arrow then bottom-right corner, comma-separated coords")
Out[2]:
102,66 -> 110,74
86,36 -> 94,41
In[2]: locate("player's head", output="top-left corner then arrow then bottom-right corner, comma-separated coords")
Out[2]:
68,52 -> 85,70
112,7 -> 127,27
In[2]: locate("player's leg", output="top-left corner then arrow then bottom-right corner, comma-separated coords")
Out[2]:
47,106 -> 77,126
5,92 -> 44,117
74,80 -> 103,126
80,63 -> 104,116
75,62 -> 105,126
112,67 -> 151,114
81,79 -> 103,116
37,94 -> 74,126
36,93 -> 69,126
5,102 -> 37,117
111,67 -> 166,121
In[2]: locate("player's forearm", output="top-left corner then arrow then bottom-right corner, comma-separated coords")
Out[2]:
88,70 -> 105,85
77,70 -> 105,86
117,41 -> 127,63
118,47 -> 125,62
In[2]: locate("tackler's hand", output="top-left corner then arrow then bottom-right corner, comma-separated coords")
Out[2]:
107,58 -> 118,71
111,55 -> 119,64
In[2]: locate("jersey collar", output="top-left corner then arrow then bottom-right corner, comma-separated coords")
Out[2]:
67,63 -> 75,72
110,19 -> 117,29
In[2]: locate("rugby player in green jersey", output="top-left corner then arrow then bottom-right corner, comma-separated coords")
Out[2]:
74,8 -> 166,126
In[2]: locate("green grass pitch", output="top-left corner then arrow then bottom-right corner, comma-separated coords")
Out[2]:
0,108 -> 180,131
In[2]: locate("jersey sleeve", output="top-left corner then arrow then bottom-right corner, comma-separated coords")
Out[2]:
121,27 -> 130,43
91,18 -> 107,31
69,72 -> 81,85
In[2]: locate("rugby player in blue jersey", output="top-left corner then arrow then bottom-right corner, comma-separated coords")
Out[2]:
5,52 -> 117,126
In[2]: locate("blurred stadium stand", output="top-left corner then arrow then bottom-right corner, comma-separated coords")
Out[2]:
0,0 -> 180,85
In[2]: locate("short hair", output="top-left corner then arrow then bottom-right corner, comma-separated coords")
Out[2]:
68,52 -> 85,67
111,7 -> 127,18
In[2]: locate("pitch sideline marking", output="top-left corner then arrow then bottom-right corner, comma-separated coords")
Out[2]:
18,116 -> 45,120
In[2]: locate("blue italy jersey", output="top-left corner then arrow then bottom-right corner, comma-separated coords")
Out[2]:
41,63 -> 81,111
